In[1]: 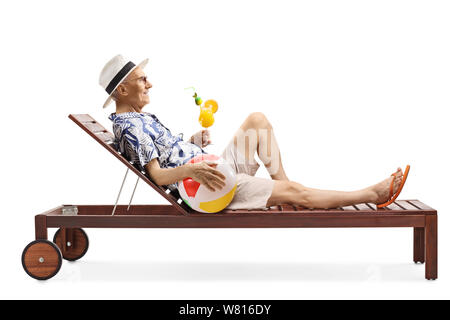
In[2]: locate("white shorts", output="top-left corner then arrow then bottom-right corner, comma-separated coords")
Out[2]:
221,140 -> 275,210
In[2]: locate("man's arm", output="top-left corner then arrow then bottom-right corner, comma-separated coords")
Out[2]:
145,158 -> 190,186
145,158 -> 226,192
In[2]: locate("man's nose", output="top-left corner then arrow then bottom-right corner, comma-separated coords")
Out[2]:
146,81 -> 152,89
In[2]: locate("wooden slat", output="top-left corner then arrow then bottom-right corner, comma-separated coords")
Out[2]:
281,204 -> 295,212
267,205 -> 302,212
396,200 -> 420,210
85,122 -> 108,133
73,114 -> 95,123
386,202 -> 405,211
408,200 -> 435,211
323,207 -> 344,211
354,203 -> 373,211
95,132 -> 115,143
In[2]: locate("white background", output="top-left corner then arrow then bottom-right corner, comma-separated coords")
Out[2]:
0,0 -> 449,299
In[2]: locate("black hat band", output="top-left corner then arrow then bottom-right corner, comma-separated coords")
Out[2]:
105,61 -> 136,95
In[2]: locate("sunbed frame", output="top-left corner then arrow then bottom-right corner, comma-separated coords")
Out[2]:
21,114 -> 438,280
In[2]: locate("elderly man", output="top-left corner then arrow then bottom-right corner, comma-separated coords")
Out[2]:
99,55 -> 407,210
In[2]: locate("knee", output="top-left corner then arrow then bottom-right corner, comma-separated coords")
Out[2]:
246,112 -> 271,129
286,182 -> 313,208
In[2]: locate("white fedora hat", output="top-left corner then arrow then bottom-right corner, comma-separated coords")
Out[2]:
99,55 -> 149,108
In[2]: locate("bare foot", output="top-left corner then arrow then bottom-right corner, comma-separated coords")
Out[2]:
369,168 -> 404,205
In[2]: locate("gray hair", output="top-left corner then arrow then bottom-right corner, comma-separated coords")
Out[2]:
111,89 -> 120,102
110,80 -> 129,102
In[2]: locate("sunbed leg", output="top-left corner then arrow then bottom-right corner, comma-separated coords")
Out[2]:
66,228 -> 74,252
425,215 -> 438,280
413,227 -> 425,264
60,227 -> 74,254
127,177 -> 140,211
112,168 -> 129,215
59,228 -> 75,255
35,214 -> 48,240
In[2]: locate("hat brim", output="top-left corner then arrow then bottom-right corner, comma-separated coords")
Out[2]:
102,58 -> 149,108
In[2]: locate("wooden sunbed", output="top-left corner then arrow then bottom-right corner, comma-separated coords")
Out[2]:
21,114 -> 438,280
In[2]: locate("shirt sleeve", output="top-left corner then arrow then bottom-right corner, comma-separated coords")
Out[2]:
123,125 -> 160,169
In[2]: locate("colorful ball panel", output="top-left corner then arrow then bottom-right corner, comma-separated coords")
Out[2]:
178,155 -> 237,213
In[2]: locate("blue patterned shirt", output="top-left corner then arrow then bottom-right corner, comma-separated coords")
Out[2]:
109,112 -> 205,190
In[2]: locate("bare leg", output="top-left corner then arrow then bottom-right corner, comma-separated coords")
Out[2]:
231,112 -> 289,180
267,168 -> 404,209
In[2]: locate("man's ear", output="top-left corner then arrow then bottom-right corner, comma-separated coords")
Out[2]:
116,83 -> 128,97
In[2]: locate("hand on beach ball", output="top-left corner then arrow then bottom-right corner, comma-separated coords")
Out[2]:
178,154 -> 237,213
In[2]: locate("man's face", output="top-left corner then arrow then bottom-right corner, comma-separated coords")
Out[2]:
119,67 -> 152,108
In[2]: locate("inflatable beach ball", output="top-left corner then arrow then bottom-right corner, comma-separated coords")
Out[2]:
178,154 -> 237,213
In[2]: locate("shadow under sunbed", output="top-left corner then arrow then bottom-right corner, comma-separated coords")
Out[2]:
54,260 -> 425,282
